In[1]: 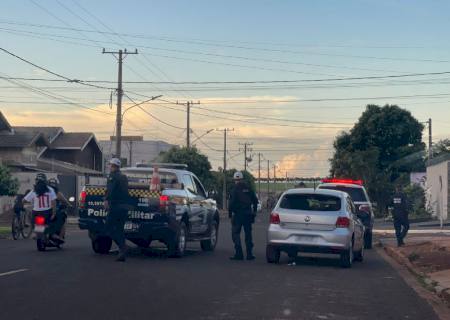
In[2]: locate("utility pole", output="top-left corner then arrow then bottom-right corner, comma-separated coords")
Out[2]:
258,153 -> 262,200
177,101 -> 200,148
239,142 -> 253,171
217,128 -> 234,210
267,160 -> 270,195
428,118 -> 433,166
102,48 -> 138,159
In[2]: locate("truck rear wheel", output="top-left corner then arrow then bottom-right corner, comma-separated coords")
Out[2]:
92,237 -> 112,254
201,222 -> 218,251
168,222 -> 187,258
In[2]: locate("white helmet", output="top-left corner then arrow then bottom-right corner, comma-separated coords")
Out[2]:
233,171 -> 244,180
109,158 -> 121,167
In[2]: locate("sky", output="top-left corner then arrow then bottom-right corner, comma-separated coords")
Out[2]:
1,0 -> 450,178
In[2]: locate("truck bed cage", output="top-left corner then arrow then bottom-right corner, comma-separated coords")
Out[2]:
135,162 -> 188,169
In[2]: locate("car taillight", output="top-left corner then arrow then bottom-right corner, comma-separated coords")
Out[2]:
79,190 -> 87,209
270,212 -> 280,225
35,216 -> 46,226
159,195 -> 170,213
336,216 -> 350,228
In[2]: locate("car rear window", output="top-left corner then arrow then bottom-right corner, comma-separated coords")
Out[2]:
319,185 -> 367,202
123,170 -> 180,189
279,194 -> 341,211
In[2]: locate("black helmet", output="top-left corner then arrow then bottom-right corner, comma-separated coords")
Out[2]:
35,173 -> 47,183
48,178 -> 59,189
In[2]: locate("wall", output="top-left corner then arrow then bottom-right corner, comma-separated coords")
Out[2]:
0,147 -> 38,165
426,161 -> 449,220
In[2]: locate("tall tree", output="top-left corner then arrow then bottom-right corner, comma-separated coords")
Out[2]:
330,104 -> 425,214
157,146 -> 215,189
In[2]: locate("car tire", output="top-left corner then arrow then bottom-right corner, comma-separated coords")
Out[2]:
354,244 -> 364,262
364,231 -> 373,249
168,222 -> 187,258
36,238 -> 46,252
340,241 -> 353,268
201,221 -> 218,251
92,237 -> 112,254
266,245 -> 280,264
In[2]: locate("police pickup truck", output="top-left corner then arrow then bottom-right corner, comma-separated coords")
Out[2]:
78,164 -> 220,257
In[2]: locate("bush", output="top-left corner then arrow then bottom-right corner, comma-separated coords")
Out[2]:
403,184 -> 432,218
0,165 -> 18,196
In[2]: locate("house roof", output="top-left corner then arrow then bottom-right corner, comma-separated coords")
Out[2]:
13,126 -> 63,143
0,130 -> 49,148
0,112 -> 12,132
50,132 -> 95,150
427,153 -> 450,167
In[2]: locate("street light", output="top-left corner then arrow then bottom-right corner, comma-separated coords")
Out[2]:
121,95 -> 163,119
192,129 -> 214,144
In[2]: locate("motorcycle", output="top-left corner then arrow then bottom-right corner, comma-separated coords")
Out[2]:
34,204 -> 70,251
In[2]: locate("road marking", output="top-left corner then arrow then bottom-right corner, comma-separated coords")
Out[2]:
0,268 -> 28,277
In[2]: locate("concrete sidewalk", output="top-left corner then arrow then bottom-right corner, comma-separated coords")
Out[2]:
378,233 -> 450,306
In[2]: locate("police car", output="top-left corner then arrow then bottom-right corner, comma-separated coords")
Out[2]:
78,163 -> 220,257
317,179 -> 374,249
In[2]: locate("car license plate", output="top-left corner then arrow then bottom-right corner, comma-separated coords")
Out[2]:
34,225 -> 45,233
124,222 -> 138,232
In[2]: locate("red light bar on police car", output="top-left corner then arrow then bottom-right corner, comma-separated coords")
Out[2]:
321,178 -> 363,186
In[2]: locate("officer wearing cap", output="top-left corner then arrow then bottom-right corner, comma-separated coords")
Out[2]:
104,158 -> 129,262
229,171 -> 259,260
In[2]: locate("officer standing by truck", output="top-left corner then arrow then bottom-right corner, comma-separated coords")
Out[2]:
391,185 -> 410,247
104,158 -> 129,262
229,171 -> 259,261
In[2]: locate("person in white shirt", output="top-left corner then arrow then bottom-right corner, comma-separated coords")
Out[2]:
23,173 -> 59,239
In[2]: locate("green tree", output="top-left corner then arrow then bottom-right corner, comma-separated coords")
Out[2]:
0,165 -> 18,196
330,104 -> 425,215
157,146 -> 215,189
431,139 -> 450,159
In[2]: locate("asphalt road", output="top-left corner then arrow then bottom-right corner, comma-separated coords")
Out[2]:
0,219 -> 439,320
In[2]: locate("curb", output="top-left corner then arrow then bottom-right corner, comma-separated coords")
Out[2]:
379,239 -> 450,306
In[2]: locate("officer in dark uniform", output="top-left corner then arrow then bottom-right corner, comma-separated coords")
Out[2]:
104,158 -> 129,262
229,171 -> 258,261
391,185 -> 409,247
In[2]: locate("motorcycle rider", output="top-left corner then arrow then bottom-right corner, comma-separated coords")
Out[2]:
23,173 -> 59,241
228,171 -> 259,261
47,178 -> 70,240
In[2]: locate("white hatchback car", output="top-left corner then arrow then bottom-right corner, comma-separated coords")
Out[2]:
266,188 -> 365,268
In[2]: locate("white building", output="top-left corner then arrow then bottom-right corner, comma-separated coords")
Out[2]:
426,154 -> 450,222
99,138 -> 175,167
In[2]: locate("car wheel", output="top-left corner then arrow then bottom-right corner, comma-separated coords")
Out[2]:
364,231 -> 373,249
201,221 -> 218,251
340,241 -> 353,268
266,245 -> 280,264
168,222 -> 187,258
92,237 -> 112,254
354,243 -> 364,262
36,238 -> 46,252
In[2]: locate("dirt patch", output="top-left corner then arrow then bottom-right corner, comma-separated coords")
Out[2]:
399,241 -> 450,273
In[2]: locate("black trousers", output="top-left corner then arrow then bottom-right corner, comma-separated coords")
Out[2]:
105,206 -> 127,251
393,216 -> 409,244
231,214 -> 254,256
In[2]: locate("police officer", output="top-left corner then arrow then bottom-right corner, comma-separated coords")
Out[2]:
392,185 -> 409,247
104,158 -> 129,262
229,171 -> 258,261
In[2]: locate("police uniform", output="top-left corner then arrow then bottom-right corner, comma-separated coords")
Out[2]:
392,191 -> 409,246
229,181 -> 258,260
104,169 -> 129,259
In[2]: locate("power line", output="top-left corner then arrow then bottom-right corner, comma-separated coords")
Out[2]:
0,47 -> 112,90
2,18 -> 449,63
